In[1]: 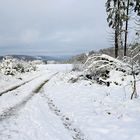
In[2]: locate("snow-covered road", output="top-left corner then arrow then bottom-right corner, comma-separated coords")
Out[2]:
0,64 -> 75,140
0,71 -> 57,117
0,64 -> 140,140
0,89 -> 73,140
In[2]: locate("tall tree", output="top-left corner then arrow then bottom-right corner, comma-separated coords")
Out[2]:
106,0 -> 127,58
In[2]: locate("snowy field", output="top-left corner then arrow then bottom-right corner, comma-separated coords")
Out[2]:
0,64 -> 140,140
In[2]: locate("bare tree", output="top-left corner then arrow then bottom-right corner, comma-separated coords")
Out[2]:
124,0 -> 140,56
123,45 -> 140,99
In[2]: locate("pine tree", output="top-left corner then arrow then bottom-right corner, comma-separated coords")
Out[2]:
106,0 -> 127,58
106,0 -> 140,57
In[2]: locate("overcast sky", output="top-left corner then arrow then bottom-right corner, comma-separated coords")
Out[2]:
0,0 -> 110,56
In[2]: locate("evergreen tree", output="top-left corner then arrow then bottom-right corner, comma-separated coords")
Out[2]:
106,0 -> 140,57
106,0 -> 127,58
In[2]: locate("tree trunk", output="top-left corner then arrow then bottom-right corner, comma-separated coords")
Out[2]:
131,73 -> 137,99
114,0 -> 120,58
124,0 -> 130,56
115,29 -> 119,58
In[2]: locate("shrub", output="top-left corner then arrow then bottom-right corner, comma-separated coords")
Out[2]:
0,56 -> 36,76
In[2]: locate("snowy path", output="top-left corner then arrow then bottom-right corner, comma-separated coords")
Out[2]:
0,72 -> 71,140
0,64 -> 75,140
40,91 -> 88,140
0,72 -> 58,120
0,74 -> 42,96
0,74 -> 88,139
0,91 -> 73,140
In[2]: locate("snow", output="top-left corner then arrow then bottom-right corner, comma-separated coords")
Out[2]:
43,67 -> 140,140
0,64 -> 140,140
0,94 -> 72,140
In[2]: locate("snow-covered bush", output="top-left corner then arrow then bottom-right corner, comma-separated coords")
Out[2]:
0,57 -> 17,75
82,54 -> 129,86
72,63 -> 83,71
0,56 -> 36,76
19,61 -> 36,72
81,53 -> 140,99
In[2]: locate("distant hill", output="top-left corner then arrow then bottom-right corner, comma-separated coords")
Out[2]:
36,55 -> 71,61
0,55 -> 72,62
0,55 -> 38,61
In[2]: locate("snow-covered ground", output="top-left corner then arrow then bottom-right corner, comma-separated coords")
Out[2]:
0,64 -> 140,140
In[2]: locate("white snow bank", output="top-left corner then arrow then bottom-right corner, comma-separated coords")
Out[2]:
43,70 -> 140,140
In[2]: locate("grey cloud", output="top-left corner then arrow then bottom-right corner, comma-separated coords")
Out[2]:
0,0 -> 109,56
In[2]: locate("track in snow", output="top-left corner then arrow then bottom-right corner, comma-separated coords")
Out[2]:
40,92 -> 88,140
0,71 -> 88,140
0,73 -> 58,121
0,74 -> 42,97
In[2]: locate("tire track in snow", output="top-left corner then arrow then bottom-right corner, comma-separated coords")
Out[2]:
0,72 -> 58,121
40,92 -> 88,140
0,74 -> 42,97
